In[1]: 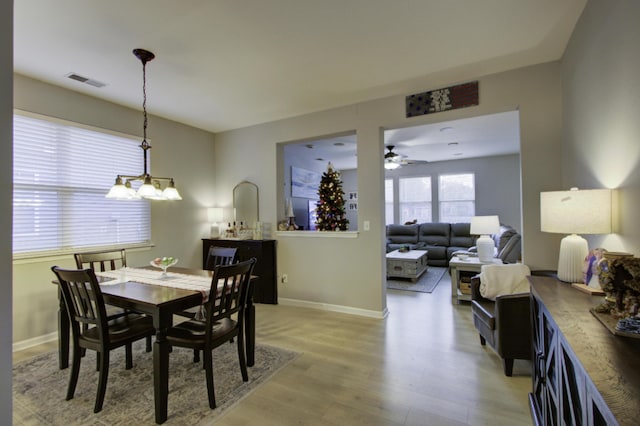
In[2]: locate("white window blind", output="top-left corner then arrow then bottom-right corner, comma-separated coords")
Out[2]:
399,176 -> 432,224
385,179 -> 394,225
13,113 -> 150,255
439,173 -> 475,223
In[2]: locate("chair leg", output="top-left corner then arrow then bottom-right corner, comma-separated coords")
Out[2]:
193,349 -> 200,363
146,336 -> 152,352
236,332 -> 248,382
503,358 -> 514,377
66,344 -> 82,401
479,334 -> 486,346
94,351 -> 110,413
125,342 -> 133,369
204,349 -> 216,409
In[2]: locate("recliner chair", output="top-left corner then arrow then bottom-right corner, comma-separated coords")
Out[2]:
470,273 -> 531,376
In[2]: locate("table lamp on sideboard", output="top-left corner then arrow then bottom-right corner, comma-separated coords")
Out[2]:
207,207 -> 224,239
540,188 -> 614,283
470,215 -> 500,263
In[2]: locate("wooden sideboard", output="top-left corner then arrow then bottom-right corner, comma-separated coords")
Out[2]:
529,276 -> 640,426
202,239 -> 277,304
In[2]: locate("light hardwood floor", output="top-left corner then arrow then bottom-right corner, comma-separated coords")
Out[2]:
14,270 -> 532,425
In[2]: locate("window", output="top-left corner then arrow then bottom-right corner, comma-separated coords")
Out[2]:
439,173 -> 475,223
399,176 -> 432,224
385,179 -> 394,225
13,112 -> 151,256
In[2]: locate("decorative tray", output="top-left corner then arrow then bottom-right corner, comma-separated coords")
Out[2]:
590,309 -> 640,339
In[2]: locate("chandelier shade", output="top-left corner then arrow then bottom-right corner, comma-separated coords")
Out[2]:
106,48 -> 182,201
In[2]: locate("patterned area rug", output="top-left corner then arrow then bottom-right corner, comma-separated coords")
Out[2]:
386,266 -> 447,293
13,341 -> 298,425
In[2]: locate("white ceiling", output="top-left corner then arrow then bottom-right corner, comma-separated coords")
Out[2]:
14,1 -> 586,135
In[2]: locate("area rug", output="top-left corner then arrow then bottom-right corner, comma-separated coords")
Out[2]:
386,266 -> 447,293
13,341 -> 298,425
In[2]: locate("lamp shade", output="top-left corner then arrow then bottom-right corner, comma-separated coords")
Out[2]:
540,188 -> 612,234
207,207 -> 224,223
540,188 -> 614,282
470,215 -> 500,236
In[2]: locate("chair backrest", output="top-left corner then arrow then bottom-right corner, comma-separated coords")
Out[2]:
74,249 -> 127,272
497,233 -> 521,264
51,266 -> 109,341
205,246 -> 238,270
205,258 -> 256,329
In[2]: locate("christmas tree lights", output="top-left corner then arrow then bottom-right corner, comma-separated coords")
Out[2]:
315,162 -> 349,231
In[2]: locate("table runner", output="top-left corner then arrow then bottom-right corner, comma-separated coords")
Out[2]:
95,267 -> 213,302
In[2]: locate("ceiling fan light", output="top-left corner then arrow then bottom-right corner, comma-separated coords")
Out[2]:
384,160 -> 401,170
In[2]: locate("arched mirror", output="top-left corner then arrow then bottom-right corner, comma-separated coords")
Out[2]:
233,181 -> 259,226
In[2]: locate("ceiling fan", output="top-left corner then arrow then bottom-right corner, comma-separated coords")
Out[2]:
384,145 -> 428,170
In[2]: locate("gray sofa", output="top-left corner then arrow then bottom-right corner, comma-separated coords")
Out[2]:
386,222 -> 521,266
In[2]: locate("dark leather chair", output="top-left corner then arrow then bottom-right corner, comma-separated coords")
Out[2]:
51,266 -> 155,413
166,258 -> 257,409
470,275 -> 531,376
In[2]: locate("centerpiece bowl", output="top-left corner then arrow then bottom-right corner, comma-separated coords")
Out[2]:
150,257 -> 178,277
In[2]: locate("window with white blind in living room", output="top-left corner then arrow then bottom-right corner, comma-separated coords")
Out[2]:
385,179 -> 394,225
399,176 -> 432,224
439,173 -> 475,223
12,112 -> 150,256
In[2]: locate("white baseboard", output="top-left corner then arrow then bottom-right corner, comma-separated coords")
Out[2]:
13,331 -> 58,353
278,298 -> 389,319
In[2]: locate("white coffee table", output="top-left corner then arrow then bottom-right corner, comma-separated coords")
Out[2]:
386,249 -> 428,282
449,255 -> 503,304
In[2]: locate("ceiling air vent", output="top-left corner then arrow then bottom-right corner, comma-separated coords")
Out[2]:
65,73 -> 107,88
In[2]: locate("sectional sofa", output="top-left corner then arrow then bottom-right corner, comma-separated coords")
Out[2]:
386,222 -> 521,266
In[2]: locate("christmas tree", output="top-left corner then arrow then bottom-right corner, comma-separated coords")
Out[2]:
315,162 -> 349,231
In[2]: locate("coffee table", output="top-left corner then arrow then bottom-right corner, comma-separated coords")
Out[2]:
386,249 -> 428,281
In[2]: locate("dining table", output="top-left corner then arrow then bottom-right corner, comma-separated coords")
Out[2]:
54,265 -> 257,424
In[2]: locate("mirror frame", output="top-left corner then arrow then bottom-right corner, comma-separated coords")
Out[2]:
233,181 -> 259,226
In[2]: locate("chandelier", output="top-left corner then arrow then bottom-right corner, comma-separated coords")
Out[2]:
106,48 -> 182,201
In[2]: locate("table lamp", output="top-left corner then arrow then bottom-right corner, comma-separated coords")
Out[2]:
207,207 -> 224,239
540,188 -> 613,283
470,215 -> 500,263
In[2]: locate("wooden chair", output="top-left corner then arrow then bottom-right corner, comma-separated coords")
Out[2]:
166,258 -> 257,409
51,266 -> 155,413
74,248 -> 128,272
175,246 -> 240,320
205,246 -> 238,270
74,248 -> 152,352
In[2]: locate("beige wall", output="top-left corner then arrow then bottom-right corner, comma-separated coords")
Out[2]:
12,75 -> 217,343
1,1 -> 13,422
214,61 -> 564,315
561,0 -> 640,255
13,0 -> 639,346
